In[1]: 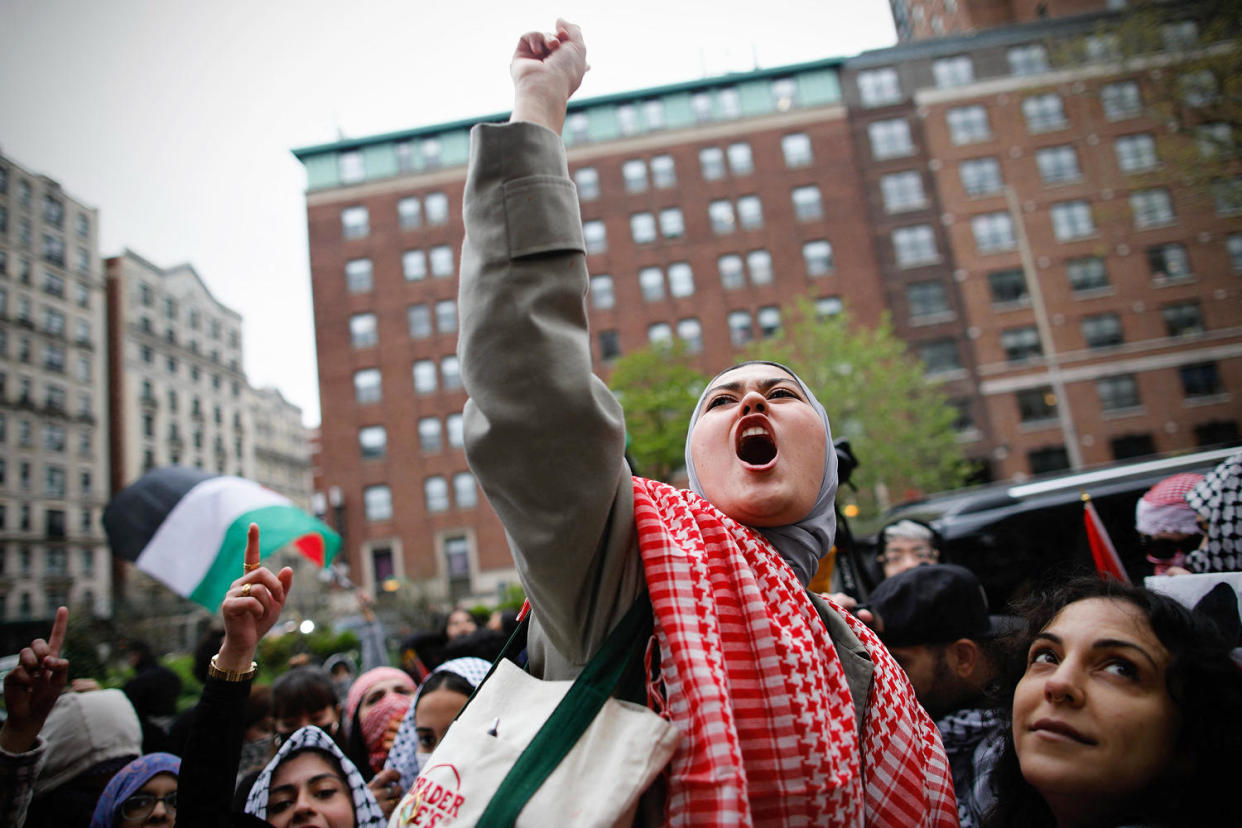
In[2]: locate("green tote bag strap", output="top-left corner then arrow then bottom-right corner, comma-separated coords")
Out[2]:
475,591 -> 654,828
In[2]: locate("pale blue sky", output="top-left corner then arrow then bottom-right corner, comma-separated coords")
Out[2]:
0,0 -> 896,425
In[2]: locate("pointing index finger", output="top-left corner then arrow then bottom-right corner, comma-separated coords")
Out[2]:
245,522 -> 261,571
47,606 -> 68,658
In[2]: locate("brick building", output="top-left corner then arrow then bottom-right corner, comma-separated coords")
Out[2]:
295,6 -> 1240,602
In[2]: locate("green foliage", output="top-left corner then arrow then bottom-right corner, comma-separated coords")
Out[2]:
742,298 -> 972,518
256,627 -> 359,682
607,339 -> 709,482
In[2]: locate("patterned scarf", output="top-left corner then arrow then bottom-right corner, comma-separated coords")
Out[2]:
936,708 -> 1006,828
360,691 -> 411,773
1185,451 -> 1242,573
89,752 -> 180,828
633,477 -> 957,827
243,725 -> 386,828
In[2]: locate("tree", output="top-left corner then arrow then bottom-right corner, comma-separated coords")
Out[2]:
607,339 -> 709,483
742,298 -> 972,519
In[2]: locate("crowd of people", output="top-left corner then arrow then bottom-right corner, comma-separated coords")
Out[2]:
3,19 -> 1241,827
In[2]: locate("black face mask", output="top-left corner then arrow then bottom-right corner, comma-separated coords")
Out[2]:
1142,534 -> 1203,561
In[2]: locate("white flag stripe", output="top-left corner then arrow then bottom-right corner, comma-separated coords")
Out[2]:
134,476 -> 292,594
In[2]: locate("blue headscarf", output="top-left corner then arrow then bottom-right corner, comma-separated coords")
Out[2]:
89,752 -> 180,828
684,360 -> 838,586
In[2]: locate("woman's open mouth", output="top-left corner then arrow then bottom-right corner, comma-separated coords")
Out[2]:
736,421 -> 778,467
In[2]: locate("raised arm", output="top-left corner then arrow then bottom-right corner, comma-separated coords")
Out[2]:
458,21 -> 642,670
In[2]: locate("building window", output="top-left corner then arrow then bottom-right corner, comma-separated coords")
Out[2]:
1194,420 -> 1239,447
357,485 -> 392,521
1114,134 -> 1158,173
443,534 -> 471,599
598,329 -> 621,360
1017,386 -> 1058,422
757,306 -> 782,338
412,360 -> 437,394
971,212 -> 1016,252
340,206 -> 369,239
1008,44 -> 1049,76
339,151 -> 364,183
719,87 -> 742,119
1212,177 -> 1242,216
566,112 -> 589,143
1023,94 -> 1067,132
1001,327 -> 1042,362
1227,234 -> 1242,272
771,75 -> 798,110
892,225 -> 939,267
1050,201 -> 1096,241
639,267 -> 664,302
947,106 -> 991,145
815,296 -> 844,317
640,99 -> 666,130
880,171 -> 926,212
650,155 -> 676,188
868,119 -> 914,159
745,250 -> 772,286
359,426 -> 386,459
708,200 -> 735,234
590,275 -> 615,310
781,133 -> 813,167
418,417 -> 443,452
1147,243 -> 1191,281
408,304 -> 432,339
430,245 -> 454,277
1180,69 -> 1218,107
676,318 -> 703,352
959,157 -> 1003,196
630,212 -> 657,244
583,220 -> 607,254
699,147 -> 725,180
792,186 -> 824,221
727,311 -> 753,346
349,313 -> 378,348
1180,362 -> 1222,398
1162,19 -> 1199,50
1130,188 -> 1174,228
858,67 -> 902,107
616,104 -> 639,135
399,252 -> 427,286
345,259 -> 373,293
1098,374 -> 1141,410
1082,313 -> 1124,348
1029,446 -> 1071,474
453,472 -> 477,508
988,268 -> 1028,305
397,197 -> 421,229
648,322 -> 673,345
803,240 -> 834,276
1163,301 -> 1205,337
668,262 -> 695,297
907,281 -> 950,318
736,196 -> 763,230
425,192 -> 449,225
441,355 -> 461,390
1101,80 -> 1142,120
719,255 -> 744,290
659,208 -> 685,239
622,159 -> 648,193
445,413 -> 464,449
574,167 -> 600,201
354,369 -> 382,403
1196,123 -> 1233,159
1067,256 -> 1110,292
919,339 -> 962,374
727,142 -> 754,176
1036,146 -> 1081,184
1110,434 -> 1156,461
932,55 -> 974,88
436,300 -> 457,334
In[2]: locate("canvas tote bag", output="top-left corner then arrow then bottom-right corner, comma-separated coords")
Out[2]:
389,593 -> 680,828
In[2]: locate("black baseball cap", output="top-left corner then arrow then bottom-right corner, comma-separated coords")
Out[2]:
870,563 -> 1022,647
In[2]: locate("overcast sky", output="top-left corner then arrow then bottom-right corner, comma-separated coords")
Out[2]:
1,0 -> 896,426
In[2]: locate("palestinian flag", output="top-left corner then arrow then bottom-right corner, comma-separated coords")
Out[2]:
103,467 -> 341,610
1082,491 -> 1131,584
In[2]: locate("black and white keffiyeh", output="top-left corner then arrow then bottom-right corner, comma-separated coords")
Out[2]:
243,725 -> 385,828
937,707 -> 1006,828
1185,451 -> 1242,574
384,657 -> 491,791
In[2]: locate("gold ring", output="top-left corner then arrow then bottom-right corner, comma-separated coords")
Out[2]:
241,583 -> 252,598
243,561 -> 260,573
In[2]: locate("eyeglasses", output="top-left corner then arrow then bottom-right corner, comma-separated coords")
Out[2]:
120,792 -> 177,820
877,546 -> 938,565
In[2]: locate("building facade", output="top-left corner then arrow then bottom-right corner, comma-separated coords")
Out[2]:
0,151 -> 110,634
247,385 -> 312,510
296,6 -> 1240,602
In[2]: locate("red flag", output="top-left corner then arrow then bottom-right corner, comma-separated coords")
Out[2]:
1082,493 -> 1131,584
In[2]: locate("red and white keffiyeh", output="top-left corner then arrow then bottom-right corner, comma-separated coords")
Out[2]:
633,476 -> 956,827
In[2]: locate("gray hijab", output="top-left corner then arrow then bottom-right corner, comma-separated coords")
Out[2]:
684,360 -> 838,585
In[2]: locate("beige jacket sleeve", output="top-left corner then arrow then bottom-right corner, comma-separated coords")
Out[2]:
458,121 -> 643,677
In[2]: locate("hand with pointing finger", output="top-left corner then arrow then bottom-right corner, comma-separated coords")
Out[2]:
1,606 -> 69,754
216,523 -> 294,674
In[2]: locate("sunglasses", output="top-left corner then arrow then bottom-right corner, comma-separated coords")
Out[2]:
120,791 -> 177,820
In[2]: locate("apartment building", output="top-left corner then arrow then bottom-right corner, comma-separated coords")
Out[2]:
247,385 -> 312,510
0,151 -> 110,639
294,60 -> 889,601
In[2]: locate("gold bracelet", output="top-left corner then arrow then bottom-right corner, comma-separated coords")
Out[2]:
207,654 -> 258,682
